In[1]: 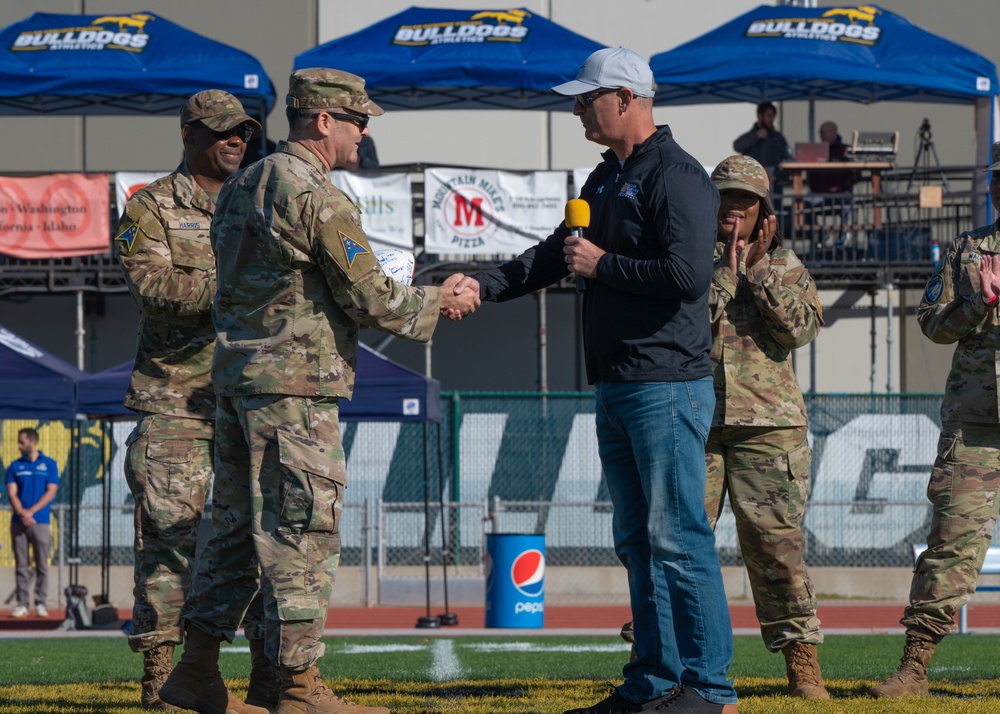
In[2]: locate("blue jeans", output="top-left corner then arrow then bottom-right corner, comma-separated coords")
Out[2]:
595,379 -> 736,705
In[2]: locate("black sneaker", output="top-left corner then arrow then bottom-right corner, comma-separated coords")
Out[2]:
654,687 -> 738,712
565,687 -> 682,714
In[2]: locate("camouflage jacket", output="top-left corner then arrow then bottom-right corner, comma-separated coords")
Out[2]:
709,243 -> 823,427
114,163 -> 216,420
918,220 -> 1000,425
211,141 -> 441,398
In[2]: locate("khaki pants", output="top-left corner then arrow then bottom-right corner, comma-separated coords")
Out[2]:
12,521 -> 51,608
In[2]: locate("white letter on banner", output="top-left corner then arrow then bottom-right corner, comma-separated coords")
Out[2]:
548,414 -> 613,547
804,414 -> 936,550
459,414 -> 508,546
345,422 -> 402,544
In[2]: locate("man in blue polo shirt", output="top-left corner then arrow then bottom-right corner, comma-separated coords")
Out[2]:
5,428 -> 59,618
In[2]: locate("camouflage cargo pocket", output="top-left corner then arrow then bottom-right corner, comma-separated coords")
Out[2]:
276,428 -> 344,535
166,229 -> 213,270
784,440 -> 813,522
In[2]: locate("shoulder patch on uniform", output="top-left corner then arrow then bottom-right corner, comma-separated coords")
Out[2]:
114,220 -> 141,253
340,231 -> 370,267
925,274 -> 944,304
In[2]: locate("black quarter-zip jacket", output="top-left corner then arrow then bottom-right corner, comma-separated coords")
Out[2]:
475,125 -> 719,385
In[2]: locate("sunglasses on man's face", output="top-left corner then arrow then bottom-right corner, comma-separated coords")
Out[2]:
575,88 -> 618,108
204,123 -> 255,143
329,112 -> 370,132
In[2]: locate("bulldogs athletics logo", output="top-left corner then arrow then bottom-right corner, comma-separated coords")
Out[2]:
745,5 -> 883,46
393,9 -> 531,46
11,13 -> 154,52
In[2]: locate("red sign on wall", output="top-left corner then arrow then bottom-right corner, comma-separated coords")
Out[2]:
0,173 -> 110,258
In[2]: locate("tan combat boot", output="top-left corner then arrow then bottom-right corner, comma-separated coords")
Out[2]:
868,635 -> 937,698
782,641 -> 831,699
278,665 -> 389,714
245,637 -> 282,709
158,625 -> 268,714
141,644 -> 181,711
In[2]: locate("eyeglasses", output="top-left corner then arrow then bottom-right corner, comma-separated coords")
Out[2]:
204,123 -> 255,143
575,88 -> 617,108
328,112 -> 370,132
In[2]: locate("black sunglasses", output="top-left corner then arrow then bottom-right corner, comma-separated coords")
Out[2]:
575,88 -> 618,108
328,112 -> 370,132
203,122 -> 255,143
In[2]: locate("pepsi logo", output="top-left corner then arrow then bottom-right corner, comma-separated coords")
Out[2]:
510,549 -> 544,597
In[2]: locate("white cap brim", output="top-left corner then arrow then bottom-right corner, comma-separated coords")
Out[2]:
552,78 -> 601,97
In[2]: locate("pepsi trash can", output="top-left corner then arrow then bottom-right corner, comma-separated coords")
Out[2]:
485,533 -> 545,628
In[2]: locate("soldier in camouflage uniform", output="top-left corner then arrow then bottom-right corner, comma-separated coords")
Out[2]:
159,69 -> 478,714
115,90 -> 275,713
869,143 -> 1000,699
619,158 -> 828,700
706,155 -> 827,698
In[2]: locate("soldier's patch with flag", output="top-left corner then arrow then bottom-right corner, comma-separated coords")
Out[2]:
925,274 -> 944,303
115,221 -> 141,254
340,231 -> 370,267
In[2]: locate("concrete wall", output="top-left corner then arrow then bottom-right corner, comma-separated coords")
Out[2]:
12,564 -> 1000,610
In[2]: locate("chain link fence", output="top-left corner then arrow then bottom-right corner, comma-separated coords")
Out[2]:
0,393 -> 946,606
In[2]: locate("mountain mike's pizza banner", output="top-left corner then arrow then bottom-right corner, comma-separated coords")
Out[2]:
423,169 -> 566,255
0,173 -> 109,258
330,171 -> 414,252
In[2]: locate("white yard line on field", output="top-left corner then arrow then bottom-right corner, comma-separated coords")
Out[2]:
465,642 -> 631,653
430,638 -> 464,681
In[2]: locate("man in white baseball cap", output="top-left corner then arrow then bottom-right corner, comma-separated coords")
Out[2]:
450,46 -> 738,714
552,45 -> 656,99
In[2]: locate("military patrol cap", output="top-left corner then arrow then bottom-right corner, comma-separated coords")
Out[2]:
711,155 -> 771,198
180,90 -> 261,133
286,68 -> 385,116
985,141 -> 1000,171
552,46 -> 656,99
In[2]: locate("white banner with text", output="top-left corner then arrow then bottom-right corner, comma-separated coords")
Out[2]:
330,171 -> 413,252
423,169 -> 567,256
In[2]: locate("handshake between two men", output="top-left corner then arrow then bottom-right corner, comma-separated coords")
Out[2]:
438,198 -> 604,322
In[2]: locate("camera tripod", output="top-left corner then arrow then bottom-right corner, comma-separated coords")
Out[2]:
906,118 -> 950,192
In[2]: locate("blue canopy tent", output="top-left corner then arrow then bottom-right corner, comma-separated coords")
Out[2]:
348,343 -> 441,423
0,325 -> 84,420
293,6 -> 604,111
0,11 -> 276,150
649,4 -> 998,221
650,4 -> 997,106
75,360 -> 133,419
75,344 -> 440,422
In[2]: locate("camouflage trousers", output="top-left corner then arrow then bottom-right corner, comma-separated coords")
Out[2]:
184,394 -> 344,672
125,412 -> 265,651
705,425 -> 822,652
902,422 -> 1000,641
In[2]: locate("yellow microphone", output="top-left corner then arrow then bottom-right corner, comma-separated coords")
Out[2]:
565,198 -> 591,292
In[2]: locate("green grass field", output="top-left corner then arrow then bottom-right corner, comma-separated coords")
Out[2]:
1,633 -> 999,712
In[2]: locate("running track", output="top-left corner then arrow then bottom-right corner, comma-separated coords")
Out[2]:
4,602 -> 1000,637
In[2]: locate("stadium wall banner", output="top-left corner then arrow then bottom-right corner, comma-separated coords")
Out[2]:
0,173 -> 109,259
51,396 -> 942,572
114,171 -> 171,219
572,168 -> 592,198
424,169 -> 567,255
330,171 -> 414,252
